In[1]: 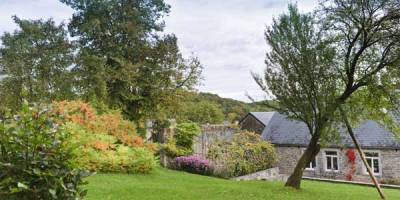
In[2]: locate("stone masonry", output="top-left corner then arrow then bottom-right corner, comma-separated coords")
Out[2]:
232,167 -> 287,181
276,146 -> 400,183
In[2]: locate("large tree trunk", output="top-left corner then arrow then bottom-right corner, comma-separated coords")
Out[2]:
339,107 -> 385,199
285,133 -> 321,189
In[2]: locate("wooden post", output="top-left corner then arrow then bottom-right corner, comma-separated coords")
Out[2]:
339,106 -> 385,199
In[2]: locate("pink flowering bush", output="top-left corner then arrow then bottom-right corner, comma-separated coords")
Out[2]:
174,156 -> 212,175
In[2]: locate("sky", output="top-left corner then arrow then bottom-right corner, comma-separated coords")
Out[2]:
0,0 -> 318,102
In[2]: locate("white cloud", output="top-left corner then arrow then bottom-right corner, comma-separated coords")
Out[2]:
164,0 -> 318,102
0,0 -> 73,35
0,0 -> 319,102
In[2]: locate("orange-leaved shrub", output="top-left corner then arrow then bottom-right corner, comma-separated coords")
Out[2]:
52,100 -> 156,173
52,100 -> 144,148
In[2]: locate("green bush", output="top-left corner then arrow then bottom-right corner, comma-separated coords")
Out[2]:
162,141 -> 192,158
162,122 -> 200,158
64,123 -> 156,173
175,123 -> 201,148
0,103 -> 88,200
208,131 -> 277,178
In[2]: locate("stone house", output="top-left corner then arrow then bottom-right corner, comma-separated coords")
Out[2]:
239,112 -> 400,183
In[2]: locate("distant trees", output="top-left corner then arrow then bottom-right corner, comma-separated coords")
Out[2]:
166,91 -> 273,125
255,1 -> 400,190
182,101 -> 225,124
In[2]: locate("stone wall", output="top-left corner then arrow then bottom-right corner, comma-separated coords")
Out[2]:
192,124 -> 235,159
276,146 -> 400,183
381,149 -> 400,181
159,124 -> 235,169
232,167 -> 287,181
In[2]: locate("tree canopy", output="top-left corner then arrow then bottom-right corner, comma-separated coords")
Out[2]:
61,0 -> 203,123
0,17 -> 74,111
255,1 -> 400,189
0,0 -> 203,125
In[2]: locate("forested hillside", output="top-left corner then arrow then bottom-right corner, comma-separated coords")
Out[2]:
174,92 -> 273,123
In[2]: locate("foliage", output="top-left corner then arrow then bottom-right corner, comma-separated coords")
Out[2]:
253,4 -> 338,137
345,149 -> 356,181
0,17 -> 74,111
174,156 -> 212,175
162,141 -> 192,158
84,168 -> 400,200
208,131 -> 277,178
52,100 -> 156,173
0,103 -> 87,200
52,100 -> 143,148
60,0 -> 203,123
162,122 -> 200,158
182,101 -> 225,124
171,91 -> 273,124
195,92 -> 274,121
254,2 -> 400,188
72,49 -> 108,102
175,123 -> 201,148
65,123 -> 156,173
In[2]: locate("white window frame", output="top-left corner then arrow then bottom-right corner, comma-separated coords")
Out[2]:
323,149 -> 339,172
363,150 -> 381,176
304,149 -> 317,171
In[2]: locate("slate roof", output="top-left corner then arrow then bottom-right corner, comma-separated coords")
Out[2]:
248,112 -> 400,149
248,112 -> 275,126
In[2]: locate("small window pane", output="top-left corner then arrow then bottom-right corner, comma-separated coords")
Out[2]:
327,158 -> 331,169
333,157 -> 338,170
373,159 -> 379,173
367,158 -> 372,168
326,151 -> 337,156
365,152 -> 379,157
311,159 -> 316,168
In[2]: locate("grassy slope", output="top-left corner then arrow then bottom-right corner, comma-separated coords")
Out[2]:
85,167 -> 400,200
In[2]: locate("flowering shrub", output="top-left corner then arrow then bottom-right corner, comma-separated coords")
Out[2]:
52,101 -> 144,148
63,121 -> 156,174
174,156 -> 211,175
208,131 -> 277,178
345,149 -> 356,181
51,101 -> 156,174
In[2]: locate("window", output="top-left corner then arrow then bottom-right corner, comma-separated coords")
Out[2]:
305,158 -> 317,170
324,150 -> 339,172
303,149 -> 317,170
364,152 -> 380,175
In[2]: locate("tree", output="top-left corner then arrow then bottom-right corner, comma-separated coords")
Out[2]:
0,16 -> 74,111
72,49 -> 108,103
183,101 -> 225,124
60,0 -> 203,124
254,1 -> 400,190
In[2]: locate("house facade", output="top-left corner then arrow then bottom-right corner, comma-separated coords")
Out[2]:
240,112 -> 400,183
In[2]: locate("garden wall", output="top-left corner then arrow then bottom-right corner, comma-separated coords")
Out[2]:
159,124 -> 235,168
232,167 -> 286,181
192,125 -> 236,158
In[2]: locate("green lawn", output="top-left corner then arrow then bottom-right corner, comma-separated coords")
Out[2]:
85,167 -> 400,200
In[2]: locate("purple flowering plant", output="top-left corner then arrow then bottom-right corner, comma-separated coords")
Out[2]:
174,155 -> 211,175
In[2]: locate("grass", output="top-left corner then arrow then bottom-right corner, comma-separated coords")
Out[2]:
85,167 -> 400,200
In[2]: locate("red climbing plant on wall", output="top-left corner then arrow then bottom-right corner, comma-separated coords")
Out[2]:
346,149 -> 356,180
